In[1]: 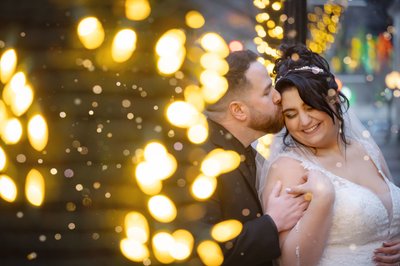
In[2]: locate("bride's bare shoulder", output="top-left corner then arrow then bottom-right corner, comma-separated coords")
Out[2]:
267,156 -> 307,183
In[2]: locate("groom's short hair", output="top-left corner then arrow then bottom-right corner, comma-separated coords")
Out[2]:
206,50 -> 259,113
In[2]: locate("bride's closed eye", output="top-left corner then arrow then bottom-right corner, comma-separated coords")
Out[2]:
284,111 -> 297,119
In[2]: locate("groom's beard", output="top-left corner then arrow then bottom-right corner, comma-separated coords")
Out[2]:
248,110 -> 284,134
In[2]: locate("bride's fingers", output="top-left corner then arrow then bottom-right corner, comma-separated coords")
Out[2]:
375,244 -> 400,255
373,252 -> 400,264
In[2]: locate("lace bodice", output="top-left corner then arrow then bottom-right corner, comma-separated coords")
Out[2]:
276,144 -> 400,266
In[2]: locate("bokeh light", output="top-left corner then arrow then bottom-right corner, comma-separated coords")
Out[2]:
152,232 -> 175,264
77,16 -> 105,50
211,219 -> 243,242
125,0 -> 151,21
148,195 -> 177,223
111,29 -> 137,63
201,149 -> 241,177
27,114 -> 48,151
120,238 -> 149,262
185,10 -> 205,29
0,175 -> 17,202
197,240 -> 224,266
0,48 -> 17,84
25,169 -> 45,207
191,174 -> 217,200
2,118 -> 23,145
124,211 -> 149,243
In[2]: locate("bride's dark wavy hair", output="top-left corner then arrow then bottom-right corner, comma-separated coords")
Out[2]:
272,44 -> 350,147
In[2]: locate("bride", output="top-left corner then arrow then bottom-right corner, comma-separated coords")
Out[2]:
258,45 -> 400,265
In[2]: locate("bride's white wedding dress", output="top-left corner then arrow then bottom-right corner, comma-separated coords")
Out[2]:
272,139 -> 400,265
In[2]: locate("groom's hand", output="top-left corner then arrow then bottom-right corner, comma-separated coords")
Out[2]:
373,240 -> 400,266
265,180 -> 309,233
286,171 -> 335,201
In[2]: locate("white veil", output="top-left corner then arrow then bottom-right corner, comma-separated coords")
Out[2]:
255,106 -> 393,203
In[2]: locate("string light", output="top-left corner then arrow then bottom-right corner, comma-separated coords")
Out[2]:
252,0 -> 283,69
307,4 -> 344,54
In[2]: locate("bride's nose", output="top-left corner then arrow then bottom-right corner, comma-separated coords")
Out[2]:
299,111 -> 312,126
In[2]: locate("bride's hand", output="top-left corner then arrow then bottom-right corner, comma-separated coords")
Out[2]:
373,240 -> 400,266
286,170 -> 335,201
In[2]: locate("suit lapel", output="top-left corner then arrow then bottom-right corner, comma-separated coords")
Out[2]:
207,119 -> 262,210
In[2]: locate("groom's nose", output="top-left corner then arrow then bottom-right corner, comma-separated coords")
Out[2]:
272,88 -> 281,104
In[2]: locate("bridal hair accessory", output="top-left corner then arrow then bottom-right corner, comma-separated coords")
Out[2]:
276,65 -> 324,83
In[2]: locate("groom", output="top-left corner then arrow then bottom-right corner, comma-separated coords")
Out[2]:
199,50 -> 307,266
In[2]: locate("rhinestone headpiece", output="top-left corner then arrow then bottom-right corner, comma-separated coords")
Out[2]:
276,66 -> 324,83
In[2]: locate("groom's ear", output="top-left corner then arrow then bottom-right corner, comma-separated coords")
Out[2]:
229,101 -> 247,121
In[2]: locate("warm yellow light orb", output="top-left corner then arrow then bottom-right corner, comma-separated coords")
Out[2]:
148,195 -> 177,223
28,114 -> 48,151
112,29 -> 137,63
120,238 -> 149,262
0,175 -> 17,202
124,211 -> 149,243
11,83 -> 34,117
185,10 -> 205,29
201,149 -> 241,177
0,146 -> 7,171
187,123 -> 209,144
170,229 -> 194,261
191,174 -> 217,200
77,17 -> 105,50
155,29 -> 186,57
197,240 -> 224,266
200,53 -> 229,75
144,142 -> 167,161
166,101 -> 200,128
125,0 -> 151,21
2,118 -> 23,145
25,169 -> 45,207
184,85 -> 204,111
135,162 -> 163,195
200,33 -> 229,58
3,71 -> 26,105
157,52 -> 186,75
152,232 -> 175,264
0,48 -> 17,84
211,219 -> 243,242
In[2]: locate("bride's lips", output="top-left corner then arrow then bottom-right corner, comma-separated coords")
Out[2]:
302,123 -> 321,134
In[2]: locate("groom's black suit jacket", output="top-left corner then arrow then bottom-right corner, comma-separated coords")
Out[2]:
198,119 -> 280,266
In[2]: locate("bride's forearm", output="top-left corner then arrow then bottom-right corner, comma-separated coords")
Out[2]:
280,196 -> 334,266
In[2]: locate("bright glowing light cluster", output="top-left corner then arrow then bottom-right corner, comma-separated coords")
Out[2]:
166,100 -> 209,144
307,4 -> 344,54
190,148 -> 240,201
119,212 -> 150,262
156,29 -> 186,75
151,229 -> 194,263
211,219 -> 243,242
385,71 -> 400,90
135,142 -> 177,195
112,29 -> 137,63
0,48 -> 47,206
256,134 -> 274,159
77,17 -> 105,50
185,10 -> 205,29
253,0 -> 282,68
125,0 -> 151,21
